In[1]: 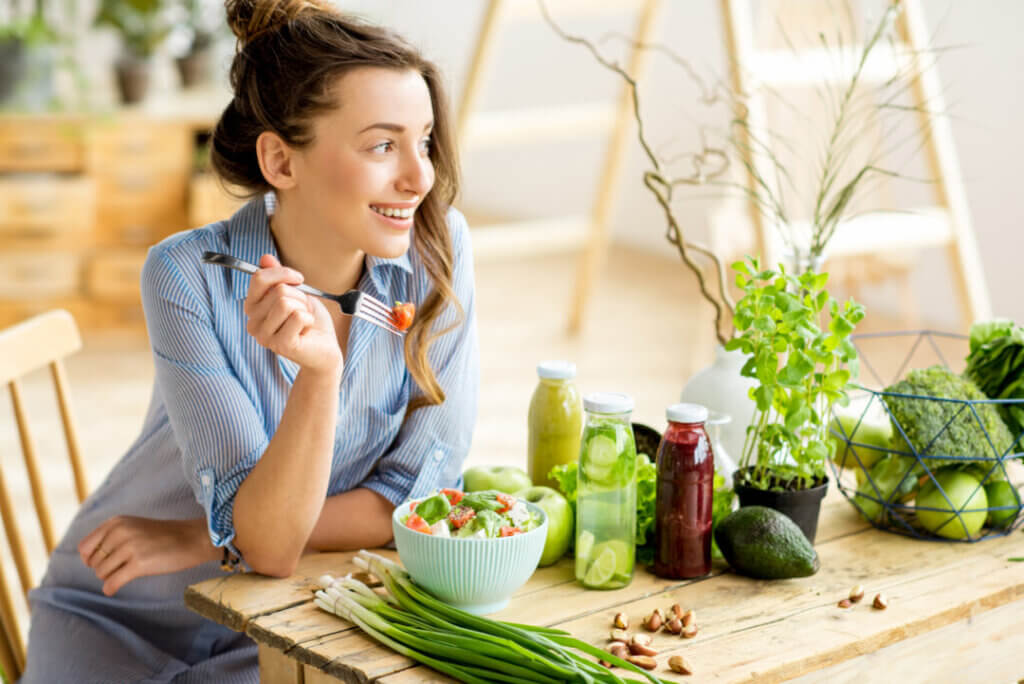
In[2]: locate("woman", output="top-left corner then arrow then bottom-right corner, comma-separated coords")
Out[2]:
22,1 -> 478,681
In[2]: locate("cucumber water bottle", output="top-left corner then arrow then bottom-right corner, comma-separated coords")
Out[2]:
576,392 -> 637,590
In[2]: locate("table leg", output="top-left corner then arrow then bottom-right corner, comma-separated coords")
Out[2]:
258,643 -> 303,683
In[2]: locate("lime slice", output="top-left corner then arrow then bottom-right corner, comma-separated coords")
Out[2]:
592,540 -> 632,576
576,530 -> 595,565
583,546 -> 617,587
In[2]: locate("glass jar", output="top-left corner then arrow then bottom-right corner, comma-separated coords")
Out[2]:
576,392 -> 637,590
653,403 -> 715,579
528,360 -> 583,490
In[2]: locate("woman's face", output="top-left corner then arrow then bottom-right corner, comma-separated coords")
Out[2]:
291,67 -> 436,259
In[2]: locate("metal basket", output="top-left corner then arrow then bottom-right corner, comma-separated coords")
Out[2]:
828,331 -> 1024,541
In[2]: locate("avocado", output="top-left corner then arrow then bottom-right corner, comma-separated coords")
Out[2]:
714,506 -> 819,579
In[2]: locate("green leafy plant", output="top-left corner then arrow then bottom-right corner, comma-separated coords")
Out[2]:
94,0 -> 172,59
727,256 -> 864,491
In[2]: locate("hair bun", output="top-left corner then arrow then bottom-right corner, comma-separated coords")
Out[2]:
224,0 -> 336,46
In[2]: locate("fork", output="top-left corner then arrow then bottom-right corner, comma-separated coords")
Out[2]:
200,251 -> 404,336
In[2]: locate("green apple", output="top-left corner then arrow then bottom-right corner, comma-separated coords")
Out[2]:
462,465 -> 532,494
829,399 -> 892,476
984,480 -> 1022,529
916,470 -> 987,540
516,486 -> 573,566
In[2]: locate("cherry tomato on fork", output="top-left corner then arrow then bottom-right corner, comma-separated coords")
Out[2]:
392,301 -> 415,331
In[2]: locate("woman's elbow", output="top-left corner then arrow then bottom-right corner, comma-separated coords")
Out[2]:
244,549 -> 299,578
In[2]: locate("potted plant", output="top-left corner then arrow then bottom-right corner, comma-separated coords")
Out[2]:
175,0 -> 219,88
94,0 -> 173,104
723,257 -> 864,542
0,3 -> 58,109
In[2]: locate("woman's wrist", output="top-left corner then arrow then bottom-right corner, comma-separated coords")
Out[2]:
185,518 -> 221,563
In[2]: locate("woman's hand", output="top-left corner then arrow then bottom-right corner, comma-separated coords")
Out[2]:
78,516 -> 219,596
244,254 -> 342,375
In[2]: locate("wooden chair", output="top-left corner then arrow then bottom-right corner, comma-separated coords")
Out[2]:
0,310 -> 89,681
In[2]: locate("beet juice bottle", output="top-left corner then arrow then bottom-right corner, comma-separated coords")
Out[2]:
653,403 -> 714,579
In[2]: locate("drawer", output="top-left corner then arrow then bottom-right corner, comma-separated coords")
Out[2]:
95,203 -> 187,247
189,173 -> 247,228
94,165 -> 189,203
0,175 -> 94,240
0,119 -> 85,172
0,252 -> 80,299
85,121 -> 192,174
86,252 -> 146,301
0,297 -> 90,330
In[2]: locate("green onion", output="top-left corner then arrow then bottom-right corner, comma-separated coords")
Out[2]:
310,551 -> 675,684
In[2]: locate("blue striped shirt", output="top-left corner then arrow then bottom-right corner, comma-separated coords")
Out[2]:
23,197 -> 479,682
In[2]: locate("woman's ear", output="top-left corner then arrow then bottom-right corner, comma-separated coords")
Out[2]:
256,131 -> 298,190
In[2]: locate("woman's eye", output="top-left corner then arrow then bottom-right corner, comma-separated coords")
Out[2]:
419,136 -> 432,154
372,141 -> 394,153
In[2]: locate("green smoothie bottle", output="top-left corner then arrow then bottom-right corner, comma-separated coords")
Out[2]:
528,361 -> 583,490
575,392 -> 637,590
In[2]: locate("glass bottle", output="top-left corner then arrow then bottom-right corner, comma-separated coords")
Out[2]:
527,361 -> 583,490
575,392 -> 636,590
653,403 -> 715,579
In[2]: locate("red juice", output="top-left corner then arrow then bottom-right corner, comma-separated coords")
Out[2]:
653,404 -> 714,579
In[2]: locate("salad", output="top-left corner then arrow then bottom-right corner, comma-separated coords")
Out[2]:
400,489 -> 542,538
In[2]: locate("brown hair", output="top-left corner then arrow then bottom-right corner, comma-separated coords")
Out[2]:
212,0 -> 462,413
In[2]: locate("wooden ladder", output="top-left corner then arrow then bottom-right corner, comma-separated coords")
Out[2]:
718,0 -> 991,329
457,0 -> 664,332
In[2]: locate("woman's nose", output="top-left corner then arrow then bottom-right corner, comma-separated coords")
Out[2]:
399,151 -> 433,196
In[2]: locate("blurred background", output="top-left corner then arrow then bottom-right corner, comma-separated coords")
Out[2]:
0,0 -> 1022,635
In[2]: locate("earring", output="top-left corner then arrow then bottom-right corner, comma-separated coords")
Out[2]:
264,191 -> 277,217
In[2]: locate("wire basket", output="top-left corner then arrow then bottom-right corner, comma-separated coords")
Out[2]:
828,331 -> 1024,542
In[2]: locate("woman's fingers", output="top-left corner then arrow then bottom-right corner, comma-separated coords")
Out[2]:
258,293 -> 310,340
101,561 -> 138,597
244,254 -> 303,314
79,516 -> 120,567
95,544 -> 131,582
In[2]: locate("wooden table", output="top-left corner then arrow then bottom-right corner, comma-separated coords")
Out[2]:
185,491 -> 1024,683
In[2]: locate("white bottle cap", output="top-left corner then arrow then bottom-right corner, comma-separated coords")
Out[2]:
666,403 -> 709,424
584,392 -> 634,414
537,360 -> 577,380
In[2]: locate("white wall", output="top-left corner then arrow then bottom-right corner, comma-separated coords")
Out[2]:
52,0 -> 1024,328
339,1 -> 1024,330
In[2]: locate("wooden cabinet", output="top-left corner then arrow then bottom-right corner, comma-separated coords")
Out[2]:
0,114 -> 245,333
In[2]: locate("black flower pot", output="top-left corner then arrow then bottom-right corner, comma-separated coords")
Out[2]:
115,56 -> 152,105
733,468 -> 829,543
0,38 -> 27,104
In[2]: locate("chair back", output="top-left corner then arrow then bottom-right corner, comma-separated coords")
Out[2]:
0,310 -> 89,680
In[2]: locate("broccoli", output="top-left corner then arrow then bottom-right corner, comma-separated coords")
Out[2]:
882,365 -> 1013,469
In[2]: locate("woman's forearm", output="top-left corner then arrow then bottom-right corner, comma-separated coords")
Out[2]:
233,364 -> 342,576
306,487 -> 395,551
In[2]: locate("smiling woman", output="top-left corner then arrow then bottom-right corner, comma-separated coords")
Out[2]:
20,2 -> 479,682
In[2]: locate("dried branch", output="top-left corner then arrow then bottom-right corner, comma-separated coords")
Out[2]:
537,0 -> 735,345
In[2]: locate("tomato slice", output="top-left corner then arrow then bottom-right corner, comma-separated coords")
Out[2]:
405,513 -> 432,535
409,501 -> 418,511
392,301 -> 416,331
495,493 -> 515,514
447,506 -> 476,529
499,526 -> 523,537
441,488 -> 464,505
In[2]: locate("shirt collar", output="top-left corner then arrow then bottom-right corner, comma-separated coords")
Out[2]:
224,192 -> 413,299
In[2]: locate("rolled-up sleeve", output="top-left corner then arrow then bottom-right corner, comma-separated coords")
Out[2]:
141,245 -> 269,554
361,211 -> 480,505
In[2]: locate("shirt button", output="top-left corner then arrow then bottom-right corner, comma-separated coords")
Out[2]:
201,474 -> 212,486
433,450 -> 444,462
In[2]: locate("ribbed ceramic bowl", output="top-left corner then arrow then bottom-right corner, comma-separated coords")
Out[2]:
391,500 -> 548,615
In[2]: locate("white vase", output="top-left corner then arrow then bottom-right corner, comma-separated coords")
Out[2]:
680,345 -> 757,467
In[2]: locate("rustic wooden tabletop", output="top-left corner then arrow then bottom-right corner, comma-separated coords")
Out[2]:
185,491 -> 1024,683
